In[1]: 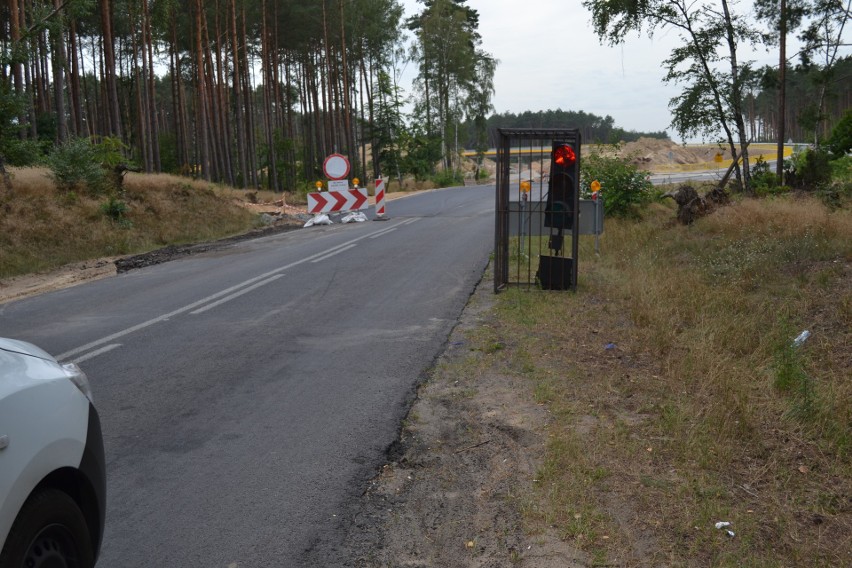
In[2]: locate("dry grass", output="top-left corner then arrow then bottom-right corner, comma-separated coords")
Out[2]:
492,195 -> 851,566
0,168 -> 258,279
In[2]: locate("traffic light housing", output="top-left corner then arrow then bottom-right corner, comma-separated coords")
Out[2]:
544,140 -> 579,231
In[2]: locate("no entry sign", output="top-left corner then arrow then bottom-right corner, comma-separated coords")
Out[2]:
323,154 -> 351,180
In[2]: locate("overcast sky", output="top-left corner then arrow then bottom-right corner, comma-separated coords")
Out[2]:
396,0 -> 846,142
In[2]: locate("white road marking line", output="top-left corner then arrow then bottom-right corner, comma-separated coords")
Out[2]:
369,227 -> 397,239
310,243 -> 357,263
191,275 -> 284,314
56,275 -> 286,360
57,220 -> 414,361
68,343 -> 122,364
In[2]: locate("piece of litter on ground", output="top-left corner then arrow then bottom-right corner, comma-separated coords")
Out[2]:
715,521 -> 732,529
726,530 -> 736,537
605,343 -> 617,350
792,330 -> 811,347
303,213 -> 332,227
341,211 -> 368,223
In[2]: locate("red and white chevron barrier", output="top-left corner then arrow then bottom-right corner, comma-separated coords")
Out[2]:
374,178 -> 387,219
307,187 -> 369,214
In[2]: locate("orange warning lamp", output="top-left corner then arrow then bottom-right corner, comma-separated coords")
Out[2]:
315,181 -> 323,190
352,177 -> 360,187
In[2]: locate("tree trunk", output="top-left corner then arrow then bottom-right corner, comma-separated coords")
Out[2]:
202,5 -> 225,183
9,0 -> 26,135
261,0 -> 279,190
145,0 -> 161,171
50,0 -> 67,144
721,0 -> 751,194
68,19 -> 85,136
194,0 -> 211,179
23,2 -> 38,138
230,0 -> 248,187
321,1 -> 338,152
339,0 -> 355,169
100,0 -> 122,139
170,16 -> 189,172
134,3 -> 151,172
240,5 -> 259,188
776,0 -> 787,183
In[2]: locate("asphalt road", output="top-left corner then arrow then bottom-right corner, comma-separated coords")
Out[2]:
0,185 -> 494,566
648,160 -> 780,186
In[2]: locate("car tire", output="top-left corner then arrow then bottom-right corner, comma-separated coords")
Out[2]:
0,488 -> 95,568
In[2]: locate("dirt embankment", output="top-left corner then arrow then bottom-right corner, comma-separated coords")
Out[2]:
0,217 -> 304,305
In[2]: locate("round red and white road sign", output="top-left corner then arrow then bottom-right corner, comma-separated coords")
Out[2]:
323,153 -> 351,180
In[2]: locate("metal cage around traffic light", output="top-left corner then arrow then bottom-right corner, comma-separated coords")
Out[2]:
494,128 -> 582,292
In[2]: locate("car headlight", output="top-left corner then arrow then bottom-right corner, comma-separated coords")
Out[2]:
62,362 -> 94,403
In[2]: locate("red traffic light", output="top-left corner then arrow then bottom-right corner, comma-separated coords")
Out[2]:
553,144 -> 576,167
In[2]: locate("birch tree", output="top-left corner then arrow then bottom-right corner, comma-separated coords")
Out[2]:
584,0 -> 761,193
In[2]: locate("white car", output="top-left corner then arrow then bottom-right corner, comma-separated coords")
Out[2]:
0,338 -> 106,567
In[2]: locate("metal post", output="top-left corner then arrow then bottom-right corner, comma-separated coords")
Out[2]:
520,191 -> 527,254
594,197 -> 601,256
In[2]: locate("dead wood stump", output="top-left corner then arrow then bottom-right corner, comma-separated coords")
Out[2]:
110,163 -> 142,192
665,184 -> 729,225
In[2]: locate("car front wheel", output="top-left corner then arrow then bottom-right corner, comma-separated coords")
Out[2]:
0,488 -> 95,568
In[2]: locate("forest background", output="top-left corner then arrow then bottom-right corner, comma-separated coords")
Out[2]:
0,0 -> 850,194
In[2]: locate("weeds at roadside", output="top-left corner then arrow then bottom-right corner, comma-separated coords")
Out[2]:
491,195 -> 851,565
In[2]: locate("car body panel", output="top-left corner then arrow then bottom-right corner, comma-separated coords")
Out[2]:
80,402 -> 107,556
0,337 -> 55,362
0,339 -> 101,556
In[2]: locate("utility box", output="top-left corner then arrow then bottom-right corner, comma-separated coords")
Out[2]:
536,256 -> 574,290
507,199 -> 604,237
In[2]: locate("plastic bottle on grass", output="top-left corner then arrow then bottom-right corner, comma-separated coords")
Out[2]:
792,330 -> 811,348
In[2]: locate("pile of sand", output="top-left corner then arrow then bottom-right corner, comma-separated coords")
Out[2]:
618,137 -> 727,167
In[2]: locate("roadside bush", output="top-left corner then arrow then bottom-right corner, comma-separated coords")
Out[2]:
827,109 -> 852,159
432,168 -> 464,188
91,136 -> 129,169
580,149 -> 654,218
45,137 -> 107,195
830,155 -> 852,182
751,156 -> 789,196
401,134 -> 442,181
1,138 -> 49,167
100,196 -> 132,228
818,156 -> 852,210
786,146 -> 832,190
